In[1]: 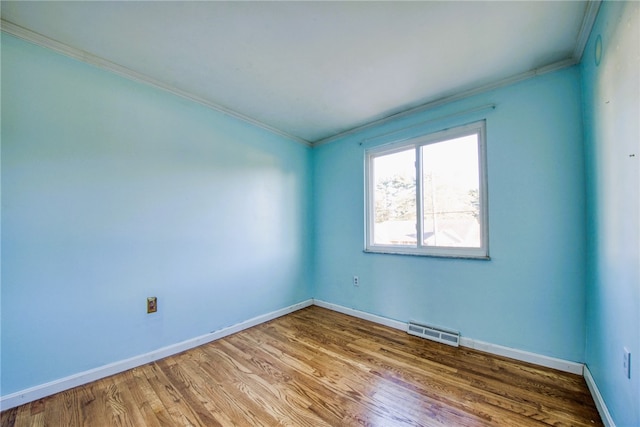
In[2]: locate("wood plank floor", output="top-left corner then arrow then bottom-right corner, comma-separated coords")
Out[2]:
2,306 -> 602,426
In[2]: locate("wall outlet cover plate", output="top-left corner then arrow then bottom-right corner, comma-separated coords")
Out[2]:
147,297 -> 157,313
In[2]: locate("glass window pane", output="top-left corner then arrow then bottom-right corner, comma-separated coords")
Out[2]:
372,148 -> 416,246
422,135 -> 480,248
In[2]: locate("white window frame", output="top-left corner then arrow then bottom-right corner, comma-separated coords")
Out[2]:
365,120 -> 489,259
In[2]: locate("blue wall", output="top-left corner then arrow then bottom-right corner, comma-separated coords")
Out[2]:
1,35 -> 313,396
313,67 -> 587,363
3,6 -> 639,424
581,2 -> 640,426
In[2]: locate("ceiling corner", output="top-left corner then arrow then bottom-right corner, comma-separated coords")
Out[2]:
573,0 -> 603,62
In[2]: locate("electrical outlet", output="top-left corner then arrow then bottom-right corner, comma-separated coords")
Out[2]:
353,276 -> 359,287
147,297 -> 157,314
623,348 -> 631,379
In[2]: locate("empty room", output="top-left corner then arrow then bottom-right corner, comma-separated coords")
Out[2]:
1,1 -> 638,426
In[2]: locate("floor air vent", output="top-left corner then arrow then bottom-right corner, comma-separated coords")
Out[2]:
407,321 -> 460,347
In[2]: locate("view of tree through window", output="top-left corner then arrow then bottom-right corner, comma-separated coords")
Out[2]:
373,148 -> 416,245
366,121 -> 488,258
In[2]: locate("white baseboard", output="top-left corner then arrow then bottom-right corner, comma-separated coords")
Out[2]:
584,366 -> 616,427
312,299 -> 407,331
312,299 -> 584,375
0,298 -> 594,414
0,299 -> 313,411
459,337 -> 583,375
311,302 -> 616,426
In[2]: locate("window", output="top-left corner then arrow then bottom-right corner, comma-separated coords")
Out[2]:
365,121 -> 488,259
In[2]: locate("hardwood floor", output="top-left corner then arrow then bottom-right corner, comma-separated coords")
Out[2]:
1,306 -> 602,426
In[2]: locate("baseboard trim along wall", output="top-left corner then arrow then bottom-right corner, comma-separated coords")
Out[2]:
313,299 -> 584,375
458,337 -> 584,375
584,366 -> 616,427
0,299 -> 314,411
312,299 -> 408,331
2,297 -> 610,423
314,300 -> 620,423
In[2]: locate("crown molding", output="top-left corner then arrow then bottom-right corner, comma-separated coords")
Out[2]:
0,19 -> 312,147
312,57 -> 577,147
313,1 -> 600,147
573,0 -> 602,62
2,4 -> 596,151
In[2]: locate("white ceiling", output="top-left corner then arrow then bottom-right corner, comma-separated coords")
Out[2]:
1,1 -> 595,144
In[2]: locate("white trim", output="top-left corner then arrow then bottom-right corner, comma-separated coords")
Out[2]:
0,298 -> 590,412
361,104 -> 496,148
459,337 -> 583,375
584,366 -> 616,427
573,1 -> 603,62
313,58 -> 576,147
364,121 -> 489,259
312,299 -> 407,331
0,17 -> 587,149
0,299 -> 313,411
312,300 -> 583,375
0,20 -> 311,147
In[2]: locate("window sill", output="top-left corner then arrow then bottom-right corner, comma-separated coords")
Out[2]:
363,248 -> 491,260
